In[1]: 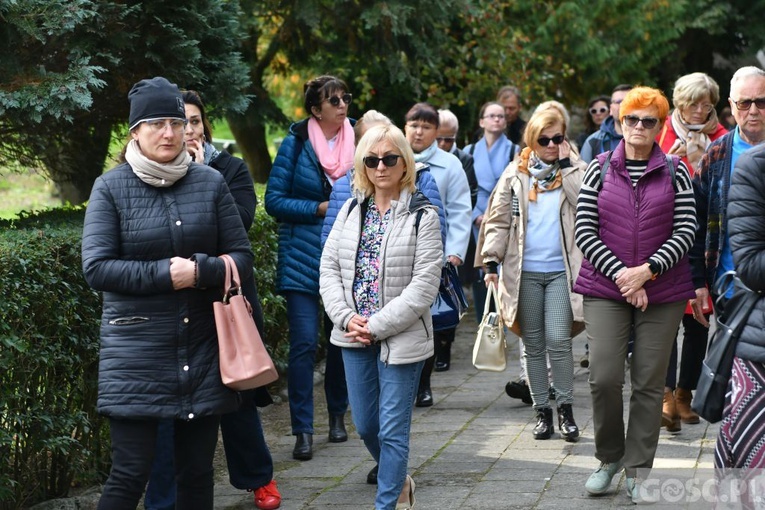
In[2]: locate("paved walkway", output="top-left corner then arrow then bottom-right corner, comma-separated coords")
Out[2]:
213,313 -> 720,509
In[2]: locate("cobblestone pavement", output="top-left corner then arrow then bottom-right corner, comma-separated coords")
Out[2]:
214,313 -> 720,509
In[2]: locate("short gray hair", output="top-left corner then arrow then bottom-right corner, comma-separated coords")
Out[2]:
730,66 -> 765,97
438,109 -> 459,131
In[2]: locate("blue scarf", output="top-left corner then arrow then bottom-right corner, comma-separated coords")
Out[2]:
473,134 -> 513,198
413,141 -> 438,163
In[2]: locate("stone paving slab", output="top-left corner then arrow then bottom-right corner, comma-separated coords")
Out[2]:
214,312 -> 721,509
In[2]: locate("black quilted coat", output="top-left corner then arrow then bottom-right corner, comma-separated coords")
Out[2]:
728,146 -> 765,363
81,162 -> 253,419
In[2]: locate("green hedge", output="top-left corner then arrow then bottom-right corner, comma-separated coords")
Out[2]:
0,185 -> 286,509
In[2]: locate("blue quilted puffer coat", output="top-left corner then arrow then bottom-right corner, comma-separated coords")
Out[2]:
266,119 -> 354,295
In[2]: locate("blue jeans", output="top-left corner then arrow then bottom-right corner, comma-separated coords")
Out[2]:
145,399 -> 274,507
342,344 -> 423,510
285,291 -> 348,434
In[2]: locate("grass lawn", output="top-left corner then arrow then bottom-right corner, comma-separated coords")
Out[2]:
0,171 -> 61,219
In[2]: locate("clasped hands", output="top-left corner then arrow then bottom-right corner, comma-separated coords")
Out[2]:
615,263 -> 652,312
345,314 -> 373,345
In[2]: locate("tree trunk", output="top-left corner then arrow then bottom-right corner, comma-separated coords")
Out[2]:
40,119 -> 115,205
227,110 -> 273,184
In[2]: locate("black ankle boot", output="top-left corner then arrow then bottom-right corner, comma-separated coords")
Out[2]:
435,340 -> 451,372
328,414 -> 348,443
557,403 -> 580,442
533,407 -> 554,440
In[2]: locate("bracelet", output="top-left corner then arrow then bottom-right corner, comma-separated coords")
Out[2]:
193,261 -> 198,286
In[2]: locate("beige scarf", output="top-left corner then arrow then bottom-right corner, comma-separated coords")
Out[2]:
125,139 -> 191,187
665,108 -> 720,171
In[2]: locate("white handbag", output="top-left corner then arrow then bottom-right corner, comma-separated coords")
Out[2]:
472,282 -> 507,372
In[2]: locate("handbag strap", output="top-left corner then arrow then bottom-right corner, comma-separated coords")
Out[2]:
484,281 -> 499,316
219,254 -> 242,302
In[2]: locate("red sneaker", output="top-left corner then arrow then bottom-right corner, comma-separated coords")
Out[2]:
253,479 -> 281,510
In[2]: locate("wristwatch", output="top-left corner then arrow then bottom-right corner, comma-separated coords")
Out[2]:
647,260 -> 659,280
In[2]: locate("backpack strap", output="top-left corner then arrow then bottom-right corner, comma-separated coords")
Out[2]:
599,151 -> 614,186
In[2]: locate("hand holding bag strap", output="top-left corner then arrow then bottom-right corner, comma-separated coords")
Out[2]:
484,280 -> 499,319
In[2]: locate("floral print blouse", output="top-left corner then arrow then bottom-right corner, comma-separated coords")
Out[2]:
353,197 -> 391,318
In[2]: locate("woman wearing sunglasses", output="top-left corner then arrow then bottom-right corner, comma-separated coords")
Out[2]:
320,124 -> 442,509
656,72 -> 727,434
574,87 -> 697,502
576,95 -> 611,149
480,106 -> 585,442
265,75 -> 353,461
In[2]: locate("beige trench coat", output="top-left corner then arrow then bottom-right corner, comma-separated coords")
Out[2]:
475,157 -> 585,334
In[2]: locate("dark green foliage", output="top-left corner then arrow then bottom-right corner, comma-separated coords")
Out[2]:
0,207 -> 105,508
1,0 -> 251,204
0,188 -> 286,508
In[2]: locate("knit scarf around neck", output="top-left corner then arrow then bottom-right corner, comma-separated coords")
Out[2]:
125,139 -> 191,187
517,146 -> 562,202
307,117 -> 355,180
413,140 -> 438,164
667,108 -> 720,171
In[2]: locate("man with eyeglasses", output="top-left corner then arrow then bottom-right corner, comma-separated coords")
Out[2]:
436,109 -> 477,208
690,66 -> 765,318
581,84 -> 634,163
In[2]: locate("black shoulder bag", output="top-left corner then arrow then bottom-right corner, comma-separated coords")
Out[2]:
691,271 -> 762,423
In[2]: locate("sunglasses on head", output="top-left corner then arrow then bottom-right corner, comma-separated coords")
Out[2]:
590,107 -> 608,115
537,134 -> 565,146
732,97 -> 765,111
363,154 -> 402,169
623,115 -> 659,129
325,93 -> 353,107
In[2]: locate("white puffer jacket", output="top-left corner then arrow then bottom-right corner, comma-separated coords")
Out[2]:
320,189 -> 443,364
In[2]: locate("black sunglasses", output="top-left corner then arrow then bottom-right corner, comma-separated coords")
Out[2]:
325,93 -> 353,107
623,115 -> 659,129
363,154 -> 402,169
590,107 -> 608,115
537,134 -> 565,146
732,97 -> 765,111
436,137 -> 456,143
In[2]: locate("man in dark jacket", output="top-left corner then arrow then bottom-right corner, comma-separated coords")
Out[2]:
497,85 -> 527,145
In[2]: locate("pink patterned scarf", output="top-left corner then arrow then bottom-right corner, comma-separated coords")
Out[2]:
307,117 -> 355,181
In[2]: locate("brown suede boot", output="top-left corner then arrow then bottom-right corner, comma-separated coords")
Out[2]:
675,387 -> 700,424
661,388 -> 681,432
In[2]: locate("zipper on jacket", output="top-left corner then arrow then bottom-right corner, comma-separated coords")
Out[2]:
108,316 -> 150,325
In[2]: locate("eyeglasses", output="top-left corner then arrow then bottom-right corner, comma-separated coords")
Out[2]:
143,118 -> 187,133
687,103 -> 714,113
623,115 -> 659,129
590,107 -> 608,115
436,137 -> 456,143
731,97 -> 765,111
482,113 -> 505,120
363,155 -> 402,168
324,93 -> 352,107
537,134 -> 565,146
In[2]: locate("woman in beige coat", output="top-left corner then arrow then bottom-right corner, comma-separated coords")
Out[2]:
320,123 -> 442,510
481,107 -> 585,441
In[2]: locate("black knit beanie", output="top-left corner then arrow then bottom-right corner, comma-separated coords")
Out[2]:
128,77 -> 186,130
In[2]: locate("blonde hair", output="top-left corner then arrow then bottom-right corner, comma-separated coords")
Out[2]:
532,100 -> 571,127
523,107 -> 567,150
672,72 -> 720,109
353,124 -> 416,198
353,110 -> 392,143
